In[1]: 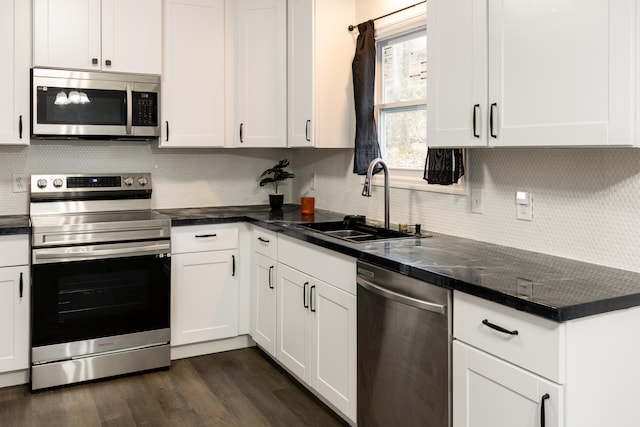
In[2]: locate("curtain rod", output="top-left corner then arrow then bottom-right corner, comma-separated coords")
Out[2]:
348,1 -> 426,32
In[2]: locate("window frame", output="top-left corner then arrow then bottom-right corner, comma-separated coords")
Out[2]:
370,9 -> 468,195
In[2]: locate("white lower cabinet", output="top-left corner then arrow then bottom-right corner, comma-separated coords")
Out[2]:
453,341 -> 562,427
0,235 -> 30,385
277,263 -> 311,379
453,290 -> 640,427
251,252 -> 277,356
276,235 -> 357,424
171,224 -> 239,347
276,262 -> 356,422
249,228 -> 356,424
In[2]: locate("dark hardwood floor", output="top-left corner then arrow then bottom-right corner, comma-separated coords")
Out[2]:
0,347 -> 348,427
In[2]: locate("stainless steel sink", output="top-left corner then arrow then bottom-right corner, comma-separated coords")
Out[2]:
298,219 -> 424,243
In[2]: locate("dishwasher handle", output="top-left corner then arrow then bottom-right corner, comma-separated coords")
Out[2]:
357,276 -> 447,315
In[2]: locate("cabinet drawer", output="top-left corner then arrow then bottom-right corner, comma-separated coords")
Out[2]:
252,227 -> 277,259
0,234 -> 29,267
454,291 -> 564,383
278,235 -> 356,295
171,224 -> 238,254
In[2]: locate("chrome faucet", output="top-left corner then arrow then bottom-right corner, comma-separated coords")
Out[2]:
361,158 -> 390,229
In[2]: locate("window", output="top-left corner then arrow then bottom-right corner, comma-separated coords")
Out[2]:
373,14 -> 466,194
378,30 -> 426,170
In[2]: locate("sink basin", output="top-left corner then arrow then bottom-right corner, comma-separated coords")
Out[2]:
299,220 -> 421,243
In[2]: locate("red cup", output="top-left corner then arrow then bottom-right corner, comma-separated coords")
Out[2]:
301,197 -> 315,215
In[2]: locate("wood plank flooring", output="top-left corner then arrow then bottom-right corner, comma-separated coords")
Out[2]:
0,347 -> 348,427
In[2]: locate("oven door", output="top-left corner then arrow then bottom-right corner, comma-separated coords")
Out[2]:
31,242 -> 170,362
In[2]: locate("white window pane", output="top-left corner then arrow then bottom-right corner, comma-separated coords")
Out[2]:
382,106 -> 427,170
382,34 -> 426,103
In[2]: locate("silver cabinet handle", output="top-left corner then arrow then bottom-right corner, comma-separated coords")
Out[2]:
268,265 -> 274,289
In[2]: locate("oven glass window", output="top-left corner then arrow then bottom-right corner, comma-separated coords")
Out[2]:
36,86 -> 127,126
32,255 -> 170,347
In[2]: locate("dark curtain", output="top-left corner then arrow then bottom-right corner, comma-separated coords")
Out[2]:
352,20 -> 381,175
423,148 -> 465,185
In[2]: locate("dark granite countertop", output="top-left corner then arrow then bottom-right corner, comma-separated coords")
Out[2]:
0,215 -> 31,235
156,205 -> 640,322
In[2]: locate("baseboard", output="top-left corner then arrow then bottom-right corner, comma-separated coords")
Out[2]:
0,369 -> 29,389
170,335 -> 255,360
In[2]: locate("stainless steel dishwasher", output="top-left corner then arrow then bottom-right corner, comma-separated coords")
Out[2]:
357,260 -> 451,427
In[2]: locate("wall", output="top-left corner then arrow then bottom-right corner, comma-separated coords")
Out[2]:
291,0 -> 640,274
292,146 -> 640,274
0,142 -> 290,215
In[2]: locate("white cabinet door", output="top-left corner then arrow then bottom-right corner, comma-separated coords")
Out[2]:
235,0 -> 286,147
490,0 -> 634,147
0,266 -> 29,373
287,0 -> 313,147
171,249 -> 239,346
427,0 -> 487,148
453,341 -> 563,427
33,0 -> 102,71
161,0 -> 226,147
101,0 -> 161,74
287,0 -> 355,148
34,0 -> 161,74
311,280 -> 357,422
428,0 -> 636,148
0,0 -> 29,146
251,253 -> 277,357
277,262 -> 312,381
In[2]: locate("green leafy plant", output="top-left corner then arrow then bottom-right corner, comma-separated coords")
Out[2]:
259,159 -> 295,194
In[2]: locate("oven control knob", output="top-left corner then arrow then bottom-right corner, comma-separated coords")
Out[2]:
123,177 -> 134,186
138,177 -> 148,186
37,179 -> 47,189
53,178 -> 63,188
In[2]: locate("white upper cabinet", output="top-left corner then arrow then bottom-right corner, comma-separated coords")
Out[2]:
160,0 -> 226,147
287,0 -> 356,148
34,0 -> 161,74
428,0 -> 637,147
234,0 -> 287,147
0,0 -> 29,146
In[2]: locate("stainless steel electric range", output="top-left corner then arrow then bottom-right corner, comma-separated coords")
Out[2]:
29,173 -> 171,391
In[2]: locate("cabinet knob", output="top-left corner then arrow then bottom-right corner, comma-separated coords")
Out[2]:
92,58 -> 98,65
105,59 -> 112,66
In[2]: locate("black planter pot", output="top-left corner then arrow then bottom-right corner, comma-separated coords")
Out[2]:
269,194 -> 284,210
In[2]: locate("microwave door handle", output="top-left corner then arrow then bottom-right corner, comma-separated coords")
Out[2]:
126,83 -> 133,135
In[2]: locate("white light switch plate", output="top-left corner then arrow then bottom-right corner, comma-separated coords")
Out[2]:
516,191 -> 533,221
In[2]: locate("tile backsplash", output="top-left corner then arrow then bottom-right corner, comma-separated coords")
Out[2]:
3,141 -> 639,274
292,147 -> 640,273
0,141 -> 289,214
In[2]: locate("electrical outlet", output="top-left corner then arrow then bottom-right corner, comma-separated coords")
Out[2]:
12,174 -> 27,193
311,172 -> 316,191
471,188 -> 484,214
516,278 -> 534,300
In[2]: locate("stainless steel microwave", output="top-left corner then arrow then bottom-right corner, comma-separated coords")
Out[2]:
31,68 -> 160,140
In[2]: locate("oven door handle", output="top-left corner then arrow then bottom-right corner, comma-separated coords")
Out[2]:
33,242 -> 170,264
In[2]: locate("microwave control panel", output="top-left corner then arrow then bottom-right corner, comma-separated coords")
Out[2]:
132,92 -> 158,127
